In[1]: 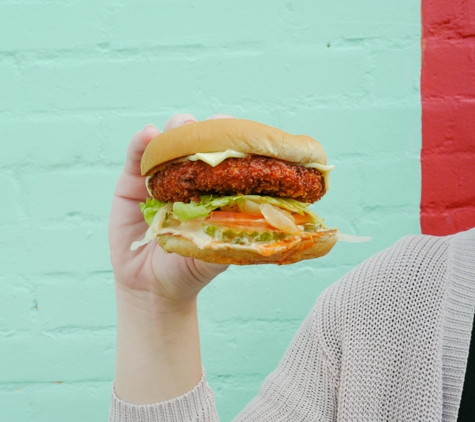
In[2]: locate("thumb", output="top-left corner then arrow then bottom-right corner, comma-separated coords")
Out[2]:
193,260 -> 229,283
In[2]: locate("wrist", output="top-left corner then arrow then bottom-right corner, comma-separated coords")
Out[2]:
114,281 -> 202,404
115,279 -> 198,316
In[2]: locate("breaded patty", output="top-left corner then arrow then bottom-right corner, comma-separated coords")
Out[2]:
148,156 -> 326,203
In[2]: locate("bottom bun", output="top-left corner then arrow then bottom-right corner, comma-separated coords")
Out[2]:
156,229 -> 338,265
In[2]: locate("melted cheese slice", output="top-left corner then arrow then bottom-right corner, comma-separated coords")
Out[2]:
186,150 -> 248,166
302,162 -> 335,191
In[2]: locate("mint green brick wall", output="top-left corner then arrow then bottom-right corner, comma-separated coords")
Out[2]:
0,1 -> 421,421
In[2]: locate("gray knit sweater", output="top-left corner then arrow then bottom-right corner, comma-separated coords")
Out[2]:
110,228 -> 475,421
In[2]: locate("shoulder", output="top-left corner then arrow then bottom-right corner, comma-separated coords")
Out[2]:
312,232 -> 454,371
318,232 -> 452,313
313,228 -> 475,333
309,228 -> 475,394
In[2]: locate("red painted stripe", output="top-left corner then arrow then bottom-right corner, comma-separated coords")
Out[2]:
421,0 -> 475,235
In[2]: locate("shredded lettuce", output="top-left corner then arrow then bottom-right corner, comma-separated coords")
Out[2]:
132,195 -> 327,250
131,203 -> 173,250
138,194 -> 326,227
172,195 -> 236,221
172,202 -> 210,221
140,198 -> 167,226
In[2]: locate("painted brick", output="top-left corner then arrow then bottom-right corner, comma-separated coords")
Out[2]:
106,1 -> 283,46
361,158 -> 421,208
212,379 -> 263,422
0,382 -> 111,422
201,320 -> 299,376
422,40 -> 475,97
1,117 -> 108,168
28,383 -> 110,422
0,3 -> 109,51
0,173 -> 20,224
0,114 -> 164,168
371,47 -> 420,100
421,207 -> 475,236
0,334 -> 114,382
421,0 -> 475,235
422,99 -> 475,153
0,279 -> 34,332
0,390 -> 31,422
0,0 -> 422,420
12,50 -> 371,114
288,0 -> 419,27
200,267 -> 337,322
20,170 -> 118,221
421,152 -> 475,207
0,225 -> 109,275
35,277 -> 115,329
318,157 -> 420,215
423,0 -> 475,38
0,62 -> 23,113
292,24 -> 419,48
291,105 -> 422,157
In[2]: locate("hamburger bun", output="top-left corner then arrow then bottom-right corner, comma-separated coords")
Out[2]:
156,228 -> 338,265
141,118 -> 328,176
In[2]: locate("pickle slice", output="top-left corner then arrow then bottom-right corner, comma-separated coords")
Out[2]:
203,224 -> 292,245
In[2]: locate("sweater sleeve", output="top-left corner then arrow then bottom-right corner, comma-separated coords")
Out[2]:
109,304 -> 338,422
234,306 -> 338,421
109,372 -> 219,422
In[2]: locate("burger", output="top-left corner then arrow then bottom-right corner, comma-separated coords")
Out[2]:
130,118 -> 337,265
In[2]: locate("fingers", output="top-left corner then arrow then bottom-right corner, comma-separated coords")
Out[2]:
124,125 -> 161,176
163,114 -> 197,132
193,260 -> 229,283
205,114 -> 235,120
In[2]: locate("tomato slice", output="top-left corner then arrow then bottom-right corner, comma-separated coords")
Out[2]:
294,214 -> 311,225
207,212 -> 265,222
206,211 -> 310,226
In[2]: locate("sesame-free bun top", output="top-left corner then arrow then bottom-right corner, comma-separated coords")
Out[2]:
141,118 -> 327,176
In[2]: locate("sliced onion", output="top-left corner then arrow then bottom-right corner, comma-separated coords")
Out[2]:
240,199 -> 262,214
259,203 -> 300,234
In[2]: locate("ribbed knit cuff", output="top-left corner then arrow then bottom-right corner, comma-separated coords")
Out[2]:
109,372 -> 219,422
442,228 -> 475,421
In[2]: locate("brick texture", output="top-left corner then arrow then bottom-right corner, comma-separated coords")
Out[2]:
0,1 -> 421,421
421,0 -> 475,235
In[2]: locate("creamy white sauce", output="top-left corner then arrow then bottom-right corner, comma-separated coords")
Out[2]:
207,237 -> 301,256
158,221 -> 214,249
158,220 -> 302,256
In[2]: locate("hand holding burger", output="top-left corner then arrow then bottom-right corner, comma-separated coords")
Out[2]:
109,114 -> 236,404
109,115 -> 230,304
109,113 -> 337,404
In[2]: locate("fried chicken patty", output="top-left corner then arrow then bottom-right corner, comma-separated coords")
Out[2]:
148,156 -> 326,203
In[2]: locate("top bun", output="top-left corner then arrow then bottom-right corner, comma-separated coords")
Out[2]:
141,119 -> 327,176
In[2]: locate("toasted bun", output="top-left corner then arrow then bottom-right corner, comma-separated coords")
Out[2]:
156,229 -> 338,265
141,119 -> 327,176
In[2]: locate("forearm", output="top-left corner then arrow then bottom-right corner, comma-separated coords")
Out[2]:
114,282 -> 203,404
